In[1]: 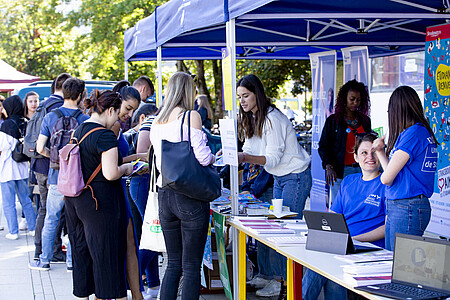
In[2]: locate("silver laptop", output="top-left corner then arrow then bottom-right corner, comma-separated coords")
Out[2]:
356,233 -> 450,300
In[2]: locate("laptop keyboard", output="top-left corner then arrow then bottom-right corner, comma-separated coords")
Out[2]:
376,283 -> 447,299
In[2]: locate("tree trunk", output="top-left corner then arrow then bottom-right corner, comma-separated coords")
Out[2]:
212,59 -> 223,121
195,60 -> 211,100
176,60 -> 191,73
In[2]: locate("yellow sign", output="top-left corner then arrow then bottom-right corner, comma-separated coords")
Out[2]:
222,48 -> 233,111
436,64 -> 450,96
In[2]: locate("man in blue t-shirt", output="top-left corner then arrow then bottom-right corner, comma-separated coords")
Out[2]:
29,78 -> 89,272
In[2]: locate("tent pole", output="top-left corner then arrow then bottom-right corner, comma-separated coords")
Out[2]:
157,46 -> 163,106
226,17 -> 241,299
124,61 -> 129,81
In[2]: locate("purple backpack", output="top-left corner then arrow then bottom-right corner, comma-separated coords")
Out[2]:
57,127 -> 102,206
49,109 -> 83,170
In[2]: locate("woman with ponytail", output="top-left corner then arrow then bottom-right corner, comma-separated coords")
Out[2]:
64,90 -> 142,300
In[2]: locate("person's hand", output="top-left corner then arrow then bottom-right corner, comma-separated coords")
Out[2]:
122,163 -> 133,176
325,165 -> 337,186
372,135 -> 386,153
238,152 -> 245,164
136,153 -> 148,162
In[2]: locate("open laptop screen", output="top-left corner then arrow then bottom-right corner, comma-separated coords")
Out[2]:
393,234 -> 450,292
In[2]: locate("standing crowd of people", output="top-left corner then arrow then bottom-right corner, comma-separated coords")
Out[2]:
0,71 -> 437,300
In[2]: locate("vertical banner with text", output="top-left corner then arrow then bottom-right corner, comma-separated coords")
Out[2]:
342,46 -> 369,85
222,48 -> 233,111
309,51 -> 336,211
424,24 -> 450,238
212,212 -> 232,299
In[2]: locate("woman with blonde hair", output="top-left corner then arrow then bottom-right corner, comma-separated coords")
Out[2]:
150,72 -> 214,299
195,94 -> 212,130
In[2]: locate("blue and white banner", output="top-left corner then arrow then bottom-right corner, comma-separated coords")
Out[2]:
342,46 -> 369,85
309,51 -> 336,211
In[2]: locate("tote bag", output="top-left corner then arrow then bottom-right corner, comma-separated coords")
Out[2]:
140,153 -> 166,252
161,111 -> 221,202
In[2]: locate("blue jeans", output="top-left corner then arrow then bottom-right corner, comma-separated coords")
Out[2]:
264,168 -> 312,280
130,173 -> 150,218
329,165 -> 361,204
40,184 -> 72,267
302,269 -> 347,300
158,188 -> 210,300
1,179 -> 36,234
385,196 -> 431,251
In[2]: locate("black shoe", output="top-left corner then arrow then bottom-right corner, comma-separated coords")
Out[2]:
51,252 -> 66,264
277,281 -> 287,300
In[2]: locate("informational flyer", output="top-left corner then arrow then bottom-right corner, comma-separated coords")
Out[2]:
219,119 -> 238,166
424,23 -> 450,238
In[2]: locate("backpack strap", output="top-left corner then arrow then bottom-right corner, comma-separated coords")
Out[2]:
71,109 -> 83,120
52,108 -> 64,119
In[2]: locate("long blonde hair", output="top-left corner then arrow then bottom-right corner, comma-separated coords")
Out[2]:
155,72 -> 195,123
197,94 -> 213,119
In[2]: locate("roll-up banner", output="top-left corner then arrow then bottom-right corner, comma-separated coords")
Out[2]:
424,24 -> 450,238
309,51 -> 336,211
342,46 -> 369,85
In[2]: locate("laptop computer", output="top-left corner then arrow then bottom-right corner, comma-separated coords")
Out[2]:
356,233 -> 450,300
303,210 -> 382,254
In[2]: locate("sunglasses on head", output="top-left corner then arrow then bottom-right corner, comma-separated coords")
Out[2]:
355,131 -> 379,139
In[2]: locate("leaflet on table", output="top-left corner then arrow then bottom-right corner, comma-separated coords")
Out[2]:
343,273 -> 392,287
342,261 -> 393,276
266,236 -> 307,245
237,219 -> 296,235
334,249 -> 393,264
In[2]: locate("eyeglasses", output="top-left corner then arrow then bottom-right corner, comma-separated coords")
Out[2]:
355,131 -> 379,139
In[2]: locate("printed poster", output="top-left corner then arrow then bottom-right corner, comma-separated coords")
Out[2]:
222,48 -> 234,111
342,46 -> 369,85
424,23 -> 450,238
309,51 -> 336,211
212,211 -> 232,299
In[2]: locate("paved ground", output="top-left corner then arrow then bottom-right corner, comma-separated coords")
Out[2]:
0,198 -> 277,300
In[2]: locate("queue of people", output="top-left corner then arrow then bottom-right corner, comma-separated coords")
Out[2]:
0,71 -> 438,300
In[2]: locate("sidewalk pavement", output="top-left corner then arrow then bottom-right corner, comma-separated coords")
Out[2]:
0,199 -> 268,299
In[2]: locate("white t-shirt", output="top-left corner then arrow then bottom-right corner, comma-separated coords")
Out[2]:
243,107 -> 310,177
0,132 -> 29,182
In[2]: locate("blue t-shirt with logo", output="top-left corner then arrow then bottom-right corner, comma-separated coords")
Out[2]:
331,173 -> 386,248
386,123 -> 437,199
40,107 -> 89,185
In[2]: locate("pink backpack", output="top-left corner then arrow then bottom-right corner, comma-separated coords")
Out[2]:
57,127 -> 102,208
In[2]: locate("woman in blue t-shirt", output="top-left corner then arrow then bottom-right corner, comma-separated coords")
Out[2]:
372,86 -> 438,251
303,132 -> 386,300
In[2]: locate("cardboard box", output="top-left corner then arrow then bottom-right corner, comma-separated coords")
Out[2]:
204,252 -> 233,290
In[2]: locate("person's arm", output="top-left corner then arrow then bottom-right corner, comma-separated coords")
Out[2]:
318,117 -> 338,186
238,152 -> 266,165
122,152 -> 148,163
36,134 -> 50,158
101,147 -> 133,180
188,111 -> 215,165
372,136 -> 410,186
136,130 -> 151,154
0,132 -> 15,152
353,225 -> 385,243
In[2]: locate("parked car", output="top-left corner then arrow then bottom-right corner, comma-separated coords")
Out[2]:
14,80 -> 117,101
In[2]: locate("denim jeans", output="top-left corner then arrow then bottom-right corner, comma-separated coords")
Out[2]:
302,269 -> 347,300
329,165 -> 361,205
385,196 -> 431,251
40,184 -> 72,266
130,173 -> 150,218
1,179 -> 36,235
265,168 -> 312,280
158,188 -> 210,300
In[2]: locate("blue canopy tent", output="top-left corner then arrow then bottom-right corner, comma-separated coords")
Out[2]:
125,1 -> 449,297
125,0 -> 449,62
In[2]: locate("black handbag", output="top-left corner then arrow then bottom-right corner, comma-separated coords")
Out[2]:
11,120 -> 30,163
161,110 -> 221,202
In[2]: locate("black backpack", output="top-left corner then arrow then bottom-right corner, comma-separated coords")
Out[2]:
23,97 -> 63,159
11,119 -> 30,163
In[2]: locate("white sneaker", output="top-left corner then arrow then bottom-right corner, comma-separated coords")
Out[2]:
6,233 -> 19,240
143,286 -> 160,299
19,218 -> 28,231
255,279 -> 281,297
247,275 -> 271,289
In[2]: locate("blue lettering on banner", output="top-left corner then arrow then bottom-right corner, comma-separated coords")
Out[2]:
422,144 -> 438,172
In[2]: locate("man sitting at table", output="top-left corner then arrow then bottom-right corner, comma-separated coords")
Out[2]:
302,133 -> 386,300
